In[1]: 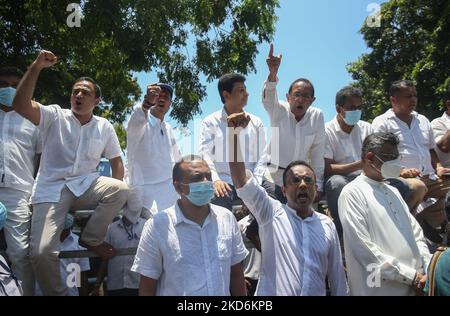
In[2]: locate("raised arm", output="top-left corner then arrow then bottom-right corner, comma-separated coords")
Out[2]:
227,113 -> 252,189
266,43 -> 282,83
262,44 -> 285,121
12,50 -> 57,125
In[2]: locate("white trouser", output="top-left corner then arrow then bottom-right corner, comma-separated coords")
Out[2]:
0,188 -> 35,296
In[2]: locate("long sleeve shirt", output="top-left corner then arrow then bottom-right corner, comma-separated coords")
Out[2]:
126,107 -> 181,186
236,173 -> 348,296
338,174 -> 431,296
262,80 -> 325,189
431,112 -> 450,167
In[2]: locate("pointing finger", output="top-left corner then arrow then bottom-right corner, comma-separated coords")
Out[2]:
269,43 -> 274,58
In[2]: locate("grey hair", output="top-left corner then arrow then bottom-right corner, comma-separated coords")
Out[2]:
361,132 -> 399,159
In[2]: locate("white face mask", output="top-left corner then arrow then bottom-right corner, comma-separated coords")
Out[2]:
373,154 -> 403,179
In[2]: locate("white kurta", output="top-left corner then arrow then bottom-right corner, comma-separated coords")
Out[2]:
338,174 -> 431,296
236,174 -> 348,296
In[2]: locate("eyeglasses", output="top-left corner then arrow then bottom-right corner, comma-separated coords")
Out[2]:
287,175 -> 314,185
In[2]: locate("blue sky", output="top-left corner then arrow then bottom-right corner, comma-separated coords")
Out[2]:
134,0 -> 386,154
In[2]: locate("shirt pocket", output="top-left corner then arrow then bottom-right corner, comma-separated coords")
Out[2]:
88,139 -> 104,159
217,235 -> 232,260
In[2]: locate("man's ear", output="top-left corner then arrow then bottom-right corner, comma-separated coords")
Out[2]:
281,185 -> 287,197
286,92 -> 290,102
311,96 -> 316,104
94,97 -> 100,107
390,95 -> 396,106
222,90 -> 230,103
173,181 -> 184,195
335,105 -> 341,114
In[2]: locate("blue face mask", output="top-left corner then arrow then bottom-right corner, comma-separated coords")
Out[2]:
0,87 -> 16,107
342,109 -> 362,126
184,181 -> 215,206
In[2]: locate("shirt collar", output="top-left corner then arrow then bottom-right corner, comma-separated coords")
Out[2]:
172,202 -> 217,227
284,204 -> 318,222
360,173 -> 385,187
386,108 -> 418,119
444,112 -> 450,122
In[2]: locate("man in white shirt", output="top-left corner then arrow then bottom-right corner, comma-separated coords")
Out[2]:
199,73 -> 268,211
372,80 -> 450,238
228,113 -> 348,296
12,50 -> 129,295
125,82 -> 181,216
263,45 -> 325,203
338,132 -> 431,296
91,206 -> 145,296
325,86 -> 426,238
0,66 -> 40,295
431,87 -> 450,168
132,155 -> 248,296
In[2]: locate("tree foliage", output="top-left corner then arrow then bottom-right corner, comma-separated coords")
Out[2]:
0,0 -> 279,129
347,0 -> 450,122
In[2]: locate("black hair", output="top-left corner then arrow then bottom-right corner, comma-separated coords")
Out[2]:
0,67 -> 24,79
336,86 -> 362,107
389,80 -> 415,97
73,77 -> 102,98
282,160 -> 316,186
218,73 -> 246,104
444,85 -> 450,101
288,78 -> 315,97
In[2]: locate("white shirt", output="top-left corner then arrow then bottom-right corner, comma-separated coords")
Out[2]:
131,202 -> 248,296
262,80 -> 325,189
104,217 -> 145,290
126,107 -> 181,186
372,109 -> 436,175
0,109 -> 41,193
59,233 -> 90,296
338,174 -> 431,296
325,117 -> 373,174
431,113 -> 450,167
31,104 -> 122,203
236,173 -> 348,296
199,108 -> 268,184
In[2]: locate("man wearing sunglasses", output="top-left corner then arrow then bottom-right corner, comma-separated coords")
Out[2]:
228,112 -> 348,296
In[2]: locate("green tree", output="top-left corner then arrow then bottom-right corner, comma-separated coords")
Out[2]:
347,0 -> 450,122
1,0 -> 278,145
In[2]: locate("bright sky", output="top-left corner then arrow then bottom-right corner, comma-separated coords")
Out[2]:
134,0 -> 386,155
